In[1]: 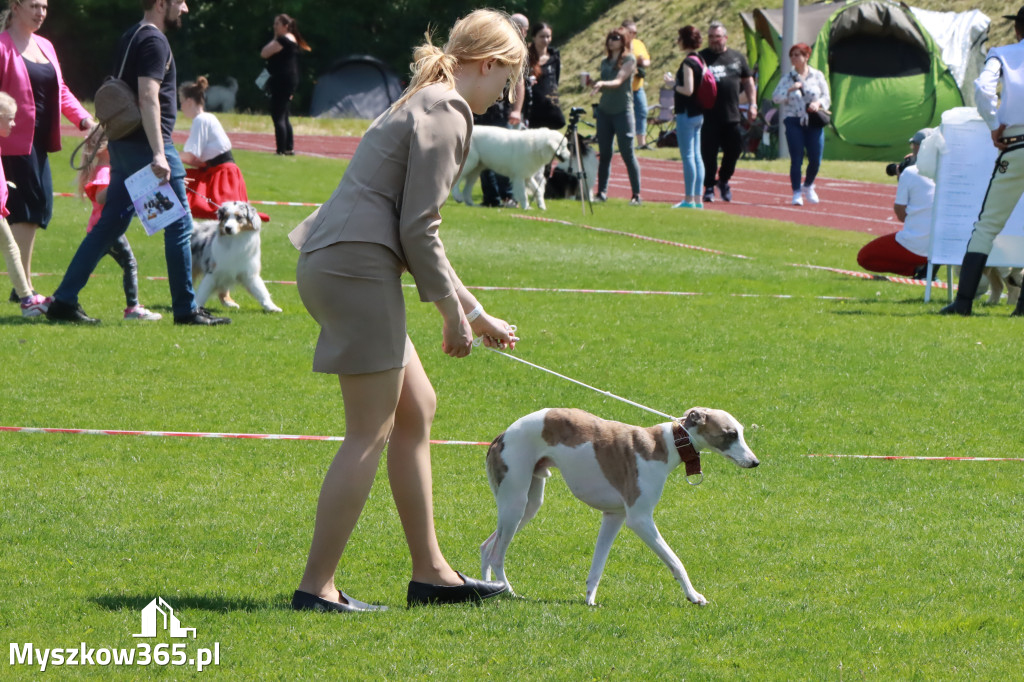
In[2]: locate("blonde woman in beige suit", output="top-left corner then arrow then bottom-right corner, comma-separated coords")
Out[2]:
288,9 -> 526,611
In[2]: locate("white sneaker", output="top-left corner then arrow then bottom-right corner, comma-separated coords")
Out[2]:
792,191 -> 804,206
802,185 -> 820,204
20,294 -> 51,318
124,305 -> 162,321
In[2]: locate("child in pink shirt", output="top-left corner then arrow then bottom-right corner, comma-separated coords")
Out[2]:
78,136 -> 161,320
0,92 -> 49,317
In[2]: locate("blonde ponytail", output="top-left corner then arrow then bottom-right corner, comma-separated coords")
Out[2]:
392,9 -> 527,110
400,40 -> 458,105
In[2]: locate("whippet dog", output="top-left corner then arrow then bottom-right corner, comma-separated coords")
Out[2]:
481,407 -> 760,606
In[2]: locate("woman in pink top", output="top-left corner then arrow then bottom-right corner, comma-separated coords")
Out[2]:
0,89 -> 48,315
0,0 -> 94,302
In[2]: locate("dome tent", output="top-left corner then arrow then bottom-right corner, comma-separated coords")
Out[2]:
740,1 -> 989,161
310,55 -> 404,119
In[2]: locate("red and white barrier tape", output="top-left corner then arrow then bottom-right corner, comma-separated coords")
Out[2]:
511,213 -> 952,290
55,191 -> 322,208
805,453 -> 1022,462
791,263 -> 950,289
0,425 -> 488,446
510,213 -> 752,259
135,276 -> 852,300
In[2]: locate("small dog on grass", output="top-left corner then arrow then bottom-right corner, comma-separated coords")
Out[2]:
191,201 -> 282,312
481,407 -> 759,606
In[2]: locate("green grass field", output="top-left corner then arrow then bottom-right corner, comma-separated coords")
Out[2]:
1,140 -> 1021,680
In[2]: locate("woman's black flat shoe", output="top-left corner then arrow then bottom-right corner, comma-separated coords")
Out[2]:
291,589 -> 387,613
406,571 -> 508,607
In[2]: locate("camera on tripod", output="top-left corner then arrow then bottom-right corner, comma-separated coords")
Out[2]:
568,106 -> 586,124
886,154 -> 916,177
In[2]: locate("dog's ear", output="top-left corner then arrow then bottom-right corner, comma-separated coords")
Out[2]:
217,204 -> 228,222
683,408 -> 708,429
246,203 -> 261,230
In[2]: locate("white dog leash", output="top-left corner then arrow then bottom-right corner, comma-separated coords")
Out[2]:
485,347 -> 676,420
474,328 -> 675,421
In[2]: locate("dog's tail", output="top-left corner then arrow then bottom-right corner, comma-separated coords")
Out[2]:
485,432 -> 507,495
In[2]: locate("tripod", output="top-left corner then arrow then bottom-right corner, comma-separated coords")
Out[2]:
560,107 -> 594,215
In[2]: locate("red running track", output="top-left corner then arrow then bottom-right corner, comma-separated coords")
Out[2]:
66,126 -> 897,236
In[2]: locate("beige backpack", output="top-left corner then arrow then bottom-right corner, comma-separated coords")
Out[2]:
93,25 -> 149,141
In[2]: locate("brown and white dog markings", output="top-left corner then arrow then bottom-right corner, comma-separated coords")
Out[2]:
191,201 -> 282,313
481,407 -> 759,606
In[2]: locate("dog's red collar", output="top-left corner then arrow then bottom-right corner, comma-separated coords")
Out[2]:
672,422 -> 701,478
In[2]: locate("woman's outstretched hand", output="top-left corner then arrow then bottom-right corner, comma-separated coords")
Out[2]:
471,313 -> 518,351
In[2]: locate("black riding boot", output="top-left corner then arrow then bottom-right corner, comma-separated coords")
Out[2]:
1012,296 -> 1024,317
940,252 -> 988,316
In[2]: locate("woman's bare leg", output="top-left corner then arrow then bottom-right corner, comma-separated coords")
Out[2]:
10,223 -> 37,291
296,366 -> 404,601
387,344 -> 462,586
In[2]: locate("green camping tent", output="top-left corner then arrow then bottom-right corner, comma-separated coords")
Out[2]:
741,0 -> 980,161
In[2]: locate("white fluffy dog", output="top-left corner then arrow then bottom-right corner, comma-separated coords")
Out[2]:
453,127 -> 569,210
191,201 -> 282,312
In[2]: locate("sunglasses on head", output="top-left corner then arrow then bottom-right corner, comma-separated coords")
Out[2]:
608,34 -> 623,41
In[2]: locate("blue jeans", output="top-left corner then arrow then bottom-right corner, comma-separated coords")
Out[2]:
54,141 -> 196,317
675,113 -> 704,198
783,117 -> 824,191
596,108 -> 641,197
633,88 -> 648,140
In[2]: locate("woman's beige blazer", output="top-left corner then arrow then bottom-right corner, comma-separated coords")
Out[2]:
289,83 -> 472,302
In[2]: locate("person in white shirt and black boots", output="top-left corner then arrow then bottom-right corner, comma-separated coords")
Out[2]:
942,8 -> 1024,317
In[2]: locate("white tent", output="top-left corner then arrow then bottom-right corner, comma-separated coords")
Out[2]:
909,7 -> 991,105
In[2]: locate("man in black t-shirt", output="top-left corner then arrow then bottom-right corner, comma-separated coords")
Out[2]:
49,0 -> 229,325
698,22 -> 757,203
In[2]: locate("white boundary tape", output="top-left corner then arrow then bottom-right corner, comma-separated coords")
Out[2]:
805,454 -> 1022,462
0,425 -> 488,446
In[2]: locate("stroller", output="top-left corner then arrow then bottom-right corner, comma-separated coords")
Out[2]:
741,100 -> 779,159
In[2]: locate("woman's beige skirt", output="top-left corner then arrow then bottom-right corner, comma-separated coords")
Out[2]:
296,241 -> 412,375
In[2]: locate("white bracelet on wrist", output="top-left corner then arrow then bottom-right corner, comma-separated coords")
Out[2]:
465,304 -> 484,323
